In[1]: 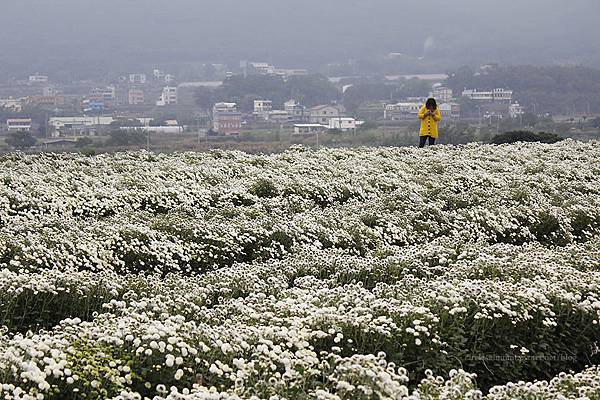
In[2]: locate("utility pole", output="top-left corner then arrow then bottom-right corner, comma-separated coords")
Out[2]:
197,116 -> 200,146
496,114 -> 500,134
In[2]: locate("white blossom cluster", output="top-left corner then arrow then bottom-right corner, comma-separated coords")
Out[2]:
0,141 -> 599,399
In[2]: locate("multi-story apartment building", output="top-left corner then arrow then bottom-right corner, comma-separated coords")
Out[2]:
28,74 -> 48,84
253,100 -> 273,119
128,88 -> 145,105
462,88 -> 513,102
285,99 -> 306,122
309,104 -> 345,124
213,102 -> 242,135
383,102 -> 422,120
7,118 -> 32,132
89,86 -> 116,103
432,85 -> 453,102
156,87 -> 178,106
129,74 -> 147,85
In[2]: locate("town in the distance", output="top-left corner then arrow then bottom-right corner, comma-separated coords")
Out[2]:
1,60 -> 598,152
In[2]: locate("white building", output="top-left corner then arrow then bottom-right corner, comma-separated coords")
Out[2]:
285,99 -> 306,122
384,102 -> 422,119
0,98 -> 24,112
7,118 -> 32,132
120,126 -> 183,134
153,69 -> 165,79
49,116 -> 115,136
253,100 -> 273,119
462,89 -> 493,101
266,110 -> 290,123
293,124 -> 326,135
29,74 -> 48,84
274,69 -> 309,78
439,103 -> 461,119
164,74 -> 175,84
156,87 -> 178,106
129,74 -> 147,84
329,117 -> 358,131
432,84 -> 453,102
509,102 -> 525,118
492,88 -> 513,102
309,104 -> 345,124
462,88 -> 513,102
248,62 -> 275,75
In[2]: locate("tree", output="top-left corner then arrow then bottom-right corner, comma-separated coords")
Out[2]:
195,74 -> 341,112
491,130 -> 562,145
5,132 -> 37,149
74,137 -> 94,148
105,129 -> 146,146
194,87 -> 217,111
521,113 -> 538,127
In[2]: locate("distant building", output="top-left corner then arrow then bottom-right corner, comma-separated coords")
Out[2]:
156,87 -> 178,106
509,102 -> 525,118
247,62 -> 275,75
266,110 -> 290,123
432,84 -> 453,102
328,117 -> 358,131
439,103 -> 461,119
384,102 -> 422,120
82,99 -> 106,113
462,88 -> 513,102
462,89 -> 492,101
49,116 -> 115,136
293,124 -> 327,135
7,118 -> 32,132
274,69 -> 309,78
28,74 -> 48,84
492,88 -> 513,102
120,126 -> 183,134
164,74 -> 175,84
27,95 -> 65,107
128,88 -> 145,105
253,99 -> 273,119
89,86 -> 116,103
153,69 -> 165,80
0,98 -> 24,112
213,102 -> 242,135
129,74 -> 147,84
285,99 -> 306,122
42,86 -> 60,96
309,104 -> 345,124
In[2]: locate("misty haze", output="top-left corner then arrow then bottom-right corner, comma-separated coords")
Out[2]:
0,1 -> 599,399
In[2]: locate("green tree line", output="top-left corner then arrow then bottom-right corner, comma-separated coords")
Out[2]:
194,74 -> 341,112
445,65 -> 600,115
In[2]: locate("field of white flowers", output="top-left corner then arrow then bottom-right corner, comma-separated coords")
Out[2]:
0,140 -> 599,400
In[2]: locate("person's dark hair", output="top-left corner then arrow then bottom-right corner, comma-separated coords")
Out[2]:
425,98 -> 437,109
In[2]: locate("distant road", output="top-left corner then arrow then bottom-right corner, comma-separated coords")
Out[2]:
329,74 -> 448,83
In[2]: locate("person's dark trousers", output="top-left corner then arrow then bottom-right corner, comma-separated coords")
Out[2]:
419,136 -> 436,148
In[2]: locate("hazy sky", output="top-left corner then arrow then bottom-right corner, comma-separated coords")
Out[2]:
1,0 -> 598,78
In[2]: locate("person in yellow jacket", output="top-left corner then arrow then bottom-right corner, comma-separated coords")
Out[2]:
418,98 -> 441,147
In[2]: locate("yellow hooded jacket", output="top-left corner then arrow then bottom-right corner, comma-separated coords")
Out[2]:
418,105 -> 441,138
